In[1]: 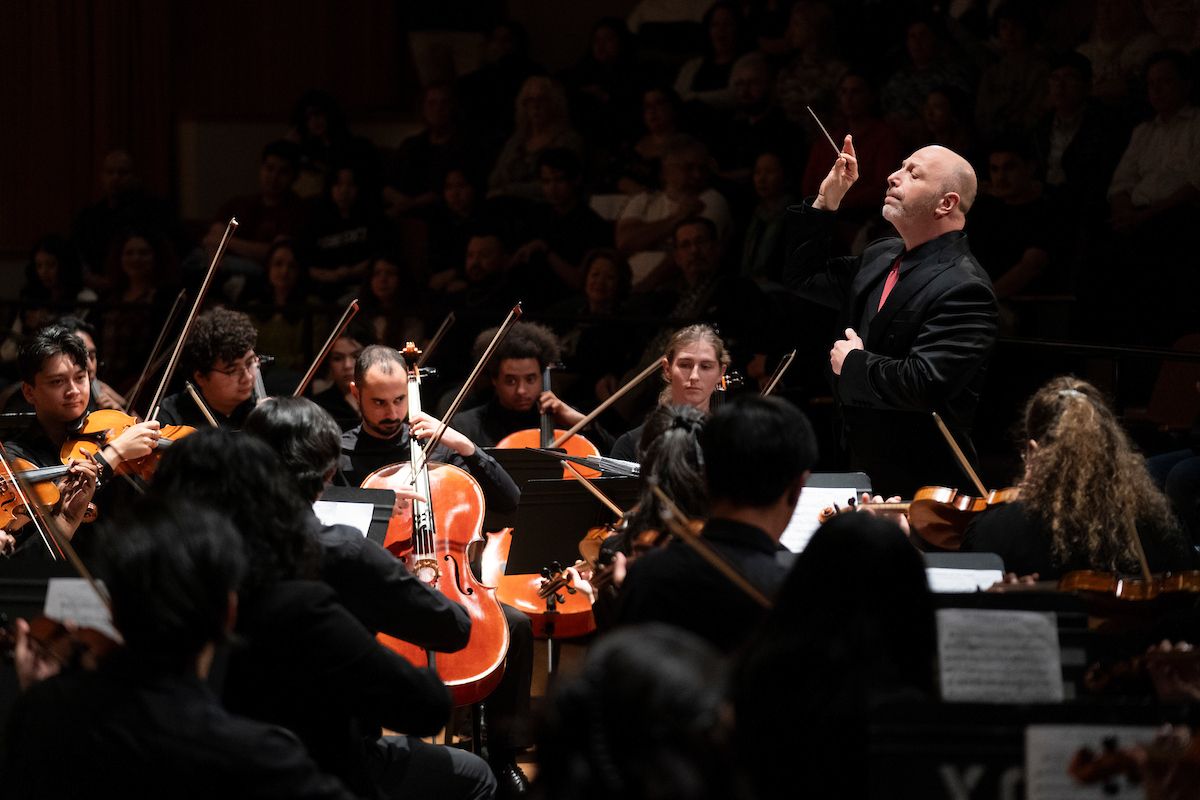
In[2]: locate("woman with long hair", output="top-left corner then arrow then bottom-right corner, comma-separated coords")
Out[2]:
488,76 -> 584,201
962,376 -> 1192,578
610,323 -> 731,461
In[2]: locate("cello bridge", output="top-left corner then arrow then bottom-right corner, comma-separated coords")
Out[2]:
413,558 -> 440,585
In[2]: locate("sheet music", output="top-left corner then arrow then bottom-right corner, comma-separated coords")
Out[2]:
1026,725 -> 1156,800
313,500 -> 373,538
937,608 -> 1063,703
43,578 -> 120,642
926,567 -> 1004,593
779,486 -> 861,553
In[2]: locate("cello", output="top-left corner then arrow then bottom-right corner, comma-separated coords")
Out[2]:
360,343 -> 509,707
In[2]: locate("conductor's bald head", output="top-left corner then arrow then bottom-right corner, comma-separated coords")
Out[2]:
883,145 -> 977,247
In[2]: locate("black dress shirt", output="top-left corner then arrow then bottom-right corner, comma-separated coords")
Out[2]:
338,423 -> 519,514
312,512 -> 471,651
4,653 -> 356,799
616,518 -> 793,653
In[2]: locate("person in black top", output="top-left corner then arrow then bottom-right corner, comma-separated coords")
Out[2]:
610,324 -> 729,462
311,323 -> 371,432
616,394 -> 817,652
963,376 -> 1193,580
454,321 -> 611,451
244,396 -> 472,651
151,430 -> 488,800
156,307 -> 260,430
4,496 -> 357,799
338,344 -> 529,797
4,325 -> 159,549
786,138 -> 998,497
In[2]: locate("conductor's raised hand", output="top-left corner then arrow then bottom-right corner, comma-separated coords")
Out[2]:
814,135 -> 858,212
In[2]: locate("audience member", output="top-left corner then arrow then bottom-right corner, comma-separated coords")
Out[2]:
488,76 -> 583,203
740,151 -> 795,285
360,254 -> 425,349
920,85 -> 978,165
286,89 -> 379,200
98,228 -> 179,391
457,20 -> 545,153
1077,0 -> 1164,107
310,322 -> 372,431
246,238 -> 319,378
384,83 -> 480,219
616,136 -> 732,288
561,17 -> 645,147
773,1 -> 848,126
881,17 -> 975,147
12,235 -> 96,344
607,85 -> 686,194
673,2 -> 745,113
711,53 -> 804,192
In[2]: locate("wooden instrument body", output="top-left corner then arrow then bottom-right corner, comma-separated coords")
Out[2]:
362,460 -> 509,707
60,409 -> 195,480
495,428 -> 601,479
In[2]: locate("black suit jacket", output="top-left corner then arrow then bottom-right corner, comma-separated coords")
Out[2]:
785,201 -> 998,496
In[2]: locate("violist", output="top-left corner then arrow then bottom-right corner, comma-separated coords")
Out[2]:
961,376 -> 1194,579
4,326 -> 158,549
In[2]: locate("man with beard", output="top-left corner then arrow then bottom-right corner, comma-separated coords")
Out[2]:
785,137 -> 998,498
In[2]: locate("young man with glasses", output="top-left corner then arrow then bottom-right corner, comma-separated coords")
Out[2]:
157,308 -> 262,430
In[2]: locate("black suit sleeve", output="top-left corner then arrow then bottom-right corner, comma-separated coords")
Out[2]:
783,200 -> 860,310
448,446 -> 521,513
835,277 -> 997,411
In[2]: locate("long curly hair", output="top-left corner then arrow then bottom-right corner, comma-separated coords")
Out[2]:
1019,376 -> 1179,572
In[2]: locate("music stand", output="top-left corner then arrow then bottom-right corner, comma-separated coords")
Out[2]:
505,477 -> 640,575
317,486 -> 396,547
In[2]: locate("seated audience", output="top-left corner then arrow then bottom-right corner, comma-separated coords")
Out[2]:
488,76 -> 584,203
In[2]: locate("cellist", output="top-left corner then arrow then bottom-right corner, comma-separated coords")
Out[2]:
336,344 -> 532,796
616,395 -> 817,653
453,320 -> 613,451
4,326 -> 158,549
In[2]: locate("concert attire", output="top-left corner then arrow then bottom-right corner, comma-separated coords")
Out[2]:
785,201 -> 999,497
156,392 -> 254,431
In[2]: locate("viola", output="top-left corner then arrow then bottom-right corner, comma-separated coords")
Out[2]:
0,457 -> 98,532
59,409 -> 195,481
361,343 -> 509,707
1058,569 -> 1200,603
0,614 -> 119,673
818,486 -> 1021,551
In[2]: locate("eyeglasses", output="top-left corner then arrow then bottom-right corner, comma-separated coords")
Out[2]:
209,353 -> 272,378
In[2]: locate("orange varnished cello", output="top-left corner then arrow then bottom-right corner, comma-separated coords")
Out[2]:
489,364 -> 600,637
361,343 -> 509,707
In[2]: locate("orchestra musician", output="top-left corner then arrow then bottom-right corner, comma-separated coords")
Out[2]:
962,376 -> 1194,579
151,430 -> 495,800
453,321 -> 612,450
4,326 -> 159,546
609,323 -> 730,462
616,394 -> 817,652
336,344 -> 531,796
56,316 -> 127,411
155,308 -> 260,430
786,136 -> 998,497
3,497 -> 361,799
309,322 -> 370,432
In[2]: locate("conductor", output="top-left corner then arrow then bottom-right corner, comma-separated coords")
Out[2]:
786,135 -> 998,497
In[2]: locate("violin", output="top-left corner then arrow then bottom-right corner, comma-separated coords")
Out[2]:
819,486 -> 1021,551
1058,569 -> 1200,603
361,342 -> 509,707
0,457 -> 99,532
0,614 -> 119,675
59,409 -> 195,481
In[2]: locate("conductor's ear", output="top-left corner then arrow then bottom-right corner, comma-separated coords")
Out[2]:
936,192 -> 961,218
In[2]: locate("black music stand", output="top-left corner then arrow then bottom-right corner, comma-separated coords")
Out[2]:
482,448 -> 566,530
317,486 -> 396,547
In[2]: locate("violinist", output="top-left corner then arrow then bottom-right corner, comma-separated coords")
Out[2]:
155,308 -> 259,430
56,316 -> 127,411
337,344 -> 531,796
616,395 -> 817,652
610,323 -> 729,461
3,497 -> 359,799
150,431 -> 492,800
961,377 -> 1193,580
454,320 -> 612,450
4,326 -> 159,545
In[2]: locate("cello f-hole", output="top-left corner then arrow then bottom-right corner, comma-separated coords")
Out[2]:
444,553 -> 475,596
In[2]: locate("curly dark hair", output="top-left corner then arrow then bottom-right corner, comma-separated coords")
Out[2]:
183,307 -> 258,376
151,429 -> 319,600
474,321 -> 562,377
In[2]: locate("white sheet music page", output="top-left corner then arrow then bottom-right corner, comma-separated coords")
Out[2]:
779,486 -> 861,553
937,608 -> 1064,703
1026,724 -> 1156,800
313,500 -> 373,538
43,578 -> 121,642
